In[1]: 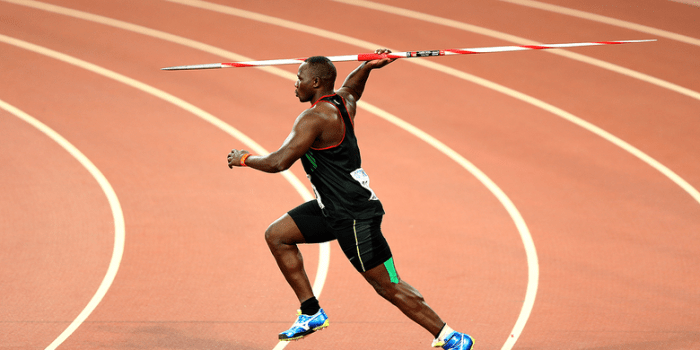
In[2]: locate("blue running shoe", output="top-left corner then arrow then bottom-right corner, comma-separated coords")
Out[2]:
278,308 -> 329,341
433,331 -> 474,350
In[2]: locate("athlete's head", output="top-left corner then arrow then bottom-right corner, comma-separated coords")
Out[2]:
295,56 -> 337,102
304,56 -> 337,87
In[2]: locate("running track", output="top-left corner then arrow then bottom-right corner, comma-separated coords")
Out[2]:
1,0 -> 699,349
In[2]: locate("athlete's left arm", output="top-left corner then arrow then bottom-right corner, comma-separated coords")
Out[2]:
227,110 -> 325,173
337,48 -> 396,103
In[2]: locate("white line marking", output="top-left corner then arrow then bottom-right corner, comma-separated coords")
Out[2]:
668,0 -> 700,7
359,101 -> 538,346
0,33 -> 316,349
410,46 -> 700,350
158,1 -> 534,349
3,0 -> 530,347
14,0 -> 700,348
501,0 -> 700,47
335,0 -> 700,103
0,0 -> 329,305
0,4 -> 525,350
325,1 -> 700,347
0,99 -> 125,350
169,0 -> 700,348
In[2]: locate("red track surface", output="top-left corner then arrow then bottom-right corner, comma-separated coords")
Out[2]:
1,0 -> 698,349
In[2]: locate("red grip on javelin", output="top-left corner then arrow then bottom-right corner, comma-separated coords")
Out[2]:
357,53 -> 386,61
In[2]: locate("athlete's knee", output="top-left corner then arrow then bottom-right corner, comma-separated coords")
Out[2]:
264,222 -> 283,246
265,215 -> 304,247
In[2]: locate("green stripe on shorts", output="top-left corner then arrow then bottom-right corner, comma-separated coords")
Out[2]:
384,257 -> 399,284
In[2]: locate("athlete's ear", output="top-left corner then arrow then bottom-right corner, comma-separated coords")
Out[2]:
312,76 -> 321,88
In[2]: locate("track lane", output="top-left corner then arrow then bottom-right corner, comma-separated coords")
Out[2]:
506,0 -> 700,40
341,0 -> 700,94
330,1 -> 700,348
1,1 -> 532,348
0,5 -> 317,348
141,0 -> 536,348
184,0 -> 700,348
12,1 -> 536,348
3,0 -> 699,349
0,97 -> 115,349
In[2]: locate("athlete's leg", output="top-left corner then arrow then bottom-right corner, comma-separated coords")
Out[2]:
265,213 -> 314,303
361,260 -> 445,337
268,208 -> 333,342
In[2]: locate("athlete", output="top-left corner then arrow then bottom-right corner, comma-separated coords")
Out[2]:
227,49 -> 474,350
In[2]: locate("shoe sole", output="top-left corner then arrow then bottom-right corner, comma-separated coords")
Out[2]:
278,319 -> 329,341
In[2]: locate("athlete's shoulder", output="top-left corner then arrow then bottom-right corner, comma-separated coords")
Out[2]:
296,102 -> 336,129
335,89 -> 356,106
308,96 -> 341,117
332,90 -> 357,119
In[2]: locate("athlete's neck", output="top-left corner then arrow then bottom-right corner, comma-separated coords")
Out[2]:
309,89 -> 335,105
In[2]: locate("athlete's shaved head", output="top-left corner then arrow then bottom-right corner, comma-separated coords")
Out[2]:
303,56 -> 337,88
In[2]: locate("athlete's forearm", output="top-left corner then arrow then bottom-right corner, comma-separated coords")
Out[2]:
341,50 -> 395,100
341,62 -> 373,101
228,149 -> 293,173
241,152 -> 296,173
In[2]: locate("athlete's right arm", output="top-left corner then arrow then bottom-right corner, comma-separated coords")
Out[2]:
228,110 -> 324,173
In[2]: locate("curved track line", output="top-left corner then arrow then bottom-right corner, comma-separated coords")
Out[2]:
16,0 -> 700,348
0,0 -> 331,302
335,0 -> 700,103
501,0 -> 700,47
10,0 -> 535,347
166,0 -> 700,348
154,1 -> 535,348
324,0 -> 700,205
0,33 -> 320,349
2,3 -> 535,348
359,102 -> 538,349
0,98 -> 125,350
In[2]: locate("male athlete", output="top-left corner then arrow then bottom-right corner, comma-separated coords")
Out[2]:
227,49 -> 474,350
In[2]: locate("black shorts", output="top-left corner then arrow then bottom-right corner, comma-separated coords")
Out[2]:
288,200 -> 392,273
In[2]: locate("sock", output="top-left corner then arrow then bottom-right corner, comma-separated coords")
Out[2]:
431,324 -> 454,347
434,323 -> 447,339
300,296 -> 320,315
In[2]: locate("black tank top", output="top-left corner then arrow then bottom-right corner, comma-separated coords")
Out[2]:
300,94 -> 384,220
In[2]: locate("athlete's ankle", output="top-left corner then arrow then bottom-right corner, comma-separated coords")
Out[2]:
300,296 -> 320,315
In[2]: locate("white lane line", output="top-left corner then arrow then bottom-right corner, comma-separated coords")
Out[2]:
16,1 -> 700,349
330,1 -> 700,347
4,1 -> 531,349
0,98 -> 125,350
158,1 -> 535,349
168,1 -> 700,349
501,0 -> 700,47
335,0 -> 700,103
169,0 -> 700,348
0,33 -> 315,349
359,101 -> 538,345
0,0 -> 329,302
668,0 -> 700,7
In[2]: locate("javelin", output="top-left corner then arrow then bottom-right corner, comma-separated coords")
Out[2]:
161,39 -> 655,71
